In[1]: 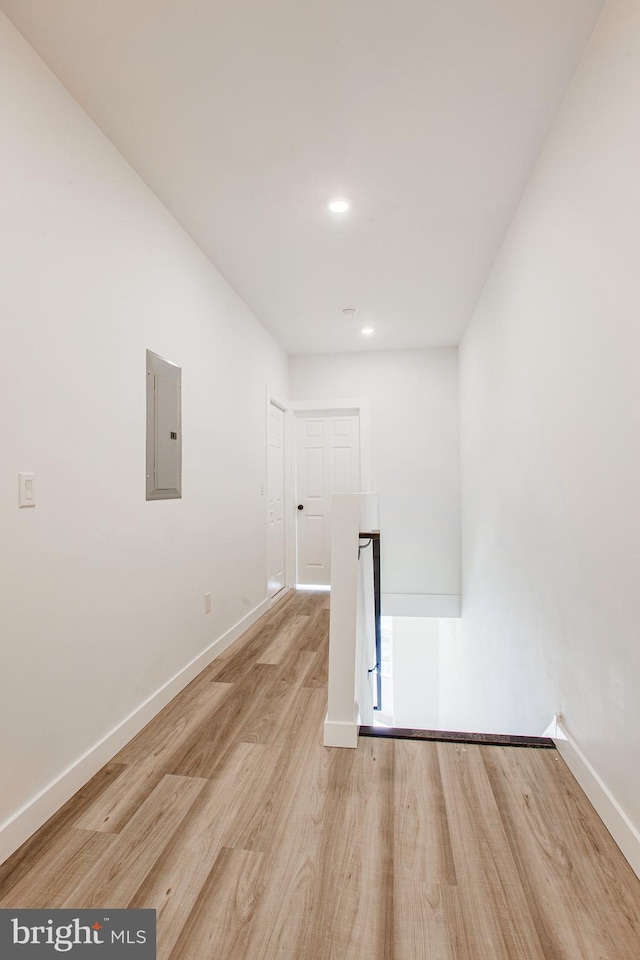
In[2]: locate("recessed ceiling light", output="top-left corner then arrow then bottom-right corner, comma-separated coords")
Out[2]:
361,327 -> 375,336
342,307 -> 357,319
328,197 -> 350,213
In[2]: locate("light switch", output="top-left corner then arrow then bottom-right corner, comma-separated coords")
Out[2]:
19,473 -> 36,508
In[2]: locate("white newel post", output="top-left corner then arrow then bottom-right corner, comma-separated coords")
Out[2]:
324,493 -> 361,748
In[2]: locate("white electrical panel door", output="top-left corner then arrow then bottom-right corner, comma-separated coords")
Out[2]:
146,350 -> 182,500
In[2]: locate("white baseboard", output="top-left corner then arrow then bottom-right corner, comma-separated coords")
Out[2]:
324,715 -> 359,748
382,593 -> 461,618
0,598 -> 269,866
268,585 -> 292,608
552,713 -> 640,881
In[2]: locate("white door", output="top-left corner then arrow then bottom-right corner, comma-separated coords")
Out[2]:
267,401 -> 285,598
296,413 -> 360,585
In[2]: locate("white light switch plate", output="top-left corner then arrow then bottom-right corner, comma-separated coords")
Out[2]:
19,473 -> 36,508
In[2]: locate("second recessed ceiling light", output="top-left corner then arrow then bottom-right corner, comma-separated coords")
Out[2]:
328,197 -> 350,213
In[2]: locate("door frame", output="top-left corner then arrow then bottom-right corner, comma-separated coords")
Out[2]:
289,397 -> 372,588
266,391 -> 290,604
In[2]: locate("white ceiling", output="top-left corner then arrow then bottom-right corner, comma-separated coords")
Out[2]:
0,0 -> 604,354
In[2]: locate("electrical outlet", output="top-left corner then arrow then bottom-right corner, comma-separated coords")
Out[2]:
204,592 -> 212,614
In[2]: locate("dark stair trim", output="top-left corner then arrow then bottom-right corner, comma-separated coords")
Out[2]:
359,726 -> 555,749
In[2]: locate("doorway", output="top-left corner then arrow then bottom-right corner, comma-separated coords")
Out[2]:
294,410 -> 361,586
267,399 -> 286,599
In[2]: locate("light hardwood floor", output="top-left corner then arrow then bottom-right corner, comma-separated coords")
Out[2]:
1,590 -> 640,958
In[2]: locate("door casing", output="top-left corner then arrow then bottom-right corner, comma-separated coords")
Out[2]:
267,397 -> 286,599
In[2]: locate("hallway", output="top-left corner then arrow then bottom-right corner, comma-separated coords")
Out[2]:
1,590 -> 639,959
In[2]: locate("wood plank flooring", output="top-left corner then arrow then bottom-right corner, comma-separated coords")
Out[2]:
1,589 -> 640,958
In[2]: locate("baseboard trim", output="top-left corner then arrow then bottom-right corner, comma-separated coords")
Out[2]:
323,715 -> 359,748
0,598 -> 269,866
382,593 -> 461,618
553,713 -> 640,881
268,586 -> 292,608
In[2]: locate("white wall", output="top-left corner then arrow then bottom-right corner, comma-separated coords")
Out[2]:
289,349 -> 461,607
0,13 -> 287,854
459,0 -> 640,825
392,618 -> 440,730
